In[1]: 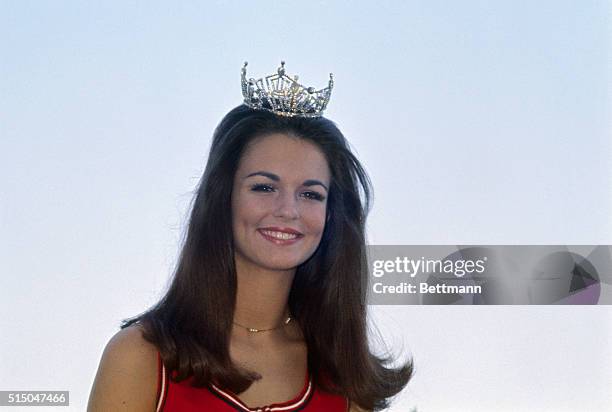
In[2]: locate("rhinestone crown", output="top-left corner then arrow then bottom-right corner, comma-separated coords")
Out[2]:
241,61 -> 334,118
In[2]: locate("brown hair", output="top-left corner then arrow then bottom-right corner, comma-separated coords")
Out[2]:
122,104 -> 414,411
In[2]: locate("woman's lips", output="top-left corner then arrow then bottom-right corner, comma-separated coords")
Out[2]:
257,228 -> 303,245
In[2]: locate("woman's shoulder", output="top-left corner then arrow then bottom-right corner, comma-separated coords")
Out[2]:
104,324 -> 158,360
87,325 -> 160,411
348,403 -> 372,412
102,325 -> 159,368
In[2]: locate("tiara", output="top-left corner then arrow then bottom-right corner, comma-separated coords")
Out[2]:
241,61 -> 334,118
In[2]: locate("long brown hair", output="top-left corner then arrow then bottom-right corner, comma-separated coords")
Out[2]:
122,104 -> 413,411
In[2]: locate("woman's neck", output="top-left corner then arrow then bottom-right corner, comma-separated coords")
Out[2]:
233,257 -> 296,337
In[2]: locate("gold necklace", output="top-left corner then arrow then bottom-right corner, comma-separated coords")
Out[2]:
233,316 -> 292,333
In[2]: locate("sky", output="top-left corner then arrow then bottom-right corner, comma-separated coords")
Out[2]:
1,1 -> 611,411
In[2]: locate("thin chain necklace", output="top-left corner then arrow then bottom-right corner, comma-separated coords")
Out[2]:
233,315 -> 292,333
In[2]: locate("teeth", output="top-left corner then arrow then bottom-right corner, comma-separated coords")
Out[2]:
261,230 -> 298,240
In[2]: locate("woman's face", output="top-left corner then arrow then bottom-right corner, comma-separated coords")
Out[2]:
231,133 -> 330,273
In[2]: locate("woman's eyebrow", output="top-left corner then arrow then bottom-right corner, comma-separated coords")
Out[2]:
245,171 -> 329,192
303,179 -> 329,192
245,171 -> 279,181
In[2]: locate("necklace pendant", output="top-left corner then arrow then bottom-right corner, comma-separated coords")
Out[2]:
248,328 -> 259,333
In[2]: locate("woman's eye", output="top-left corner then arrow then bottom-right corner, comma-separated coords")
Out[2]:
302,191 -> 326,201
250,183 -> 275,192
249,184 -> 325,201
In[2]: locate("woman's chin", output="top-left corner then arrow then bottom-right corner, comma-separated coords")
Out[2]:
259,260 -> 301,272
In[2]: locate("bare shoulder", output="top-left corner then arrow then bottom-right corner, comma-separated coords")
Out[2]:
349,402 -> 372,412
87,325 -> 160,412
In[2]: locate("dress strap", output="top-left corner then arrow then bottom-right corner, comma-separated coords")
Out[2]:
155,351 -> 167,412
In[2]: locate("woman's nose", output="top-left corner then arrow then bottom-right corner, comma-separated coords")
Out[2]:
273,192 -> 300,219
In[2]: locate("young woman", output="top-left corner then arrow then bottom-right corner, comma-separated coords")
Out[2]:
88,63 -> 413,412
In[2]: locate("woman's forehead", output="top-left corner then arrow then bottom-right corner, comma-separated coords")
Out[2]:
238,133 -> 330,179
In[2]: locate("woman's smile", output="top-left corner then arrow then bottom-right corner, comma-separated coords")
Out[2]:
257,227 -> 304,245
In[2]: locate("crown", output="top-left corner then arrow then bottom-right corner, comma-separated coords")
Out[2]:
241,61 -> 334,118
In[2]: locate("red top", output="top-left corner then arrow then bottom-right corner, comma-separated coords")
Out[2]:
155,352 -> 349,412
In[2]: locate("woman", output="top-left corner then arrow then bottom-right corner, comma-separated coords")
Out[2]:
88,62 -> 413,412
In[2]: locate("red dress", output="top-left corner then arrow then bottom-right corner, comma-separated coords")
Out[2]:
155,352 -> 349,412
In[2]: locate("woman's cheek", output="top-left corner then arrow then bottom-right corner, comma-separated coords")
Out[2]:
305,206 -> 327,233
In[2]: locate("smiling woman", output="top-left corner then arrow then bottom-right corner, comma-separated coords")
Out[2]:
232,134 -> 330,274
88,62 -> 413,412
